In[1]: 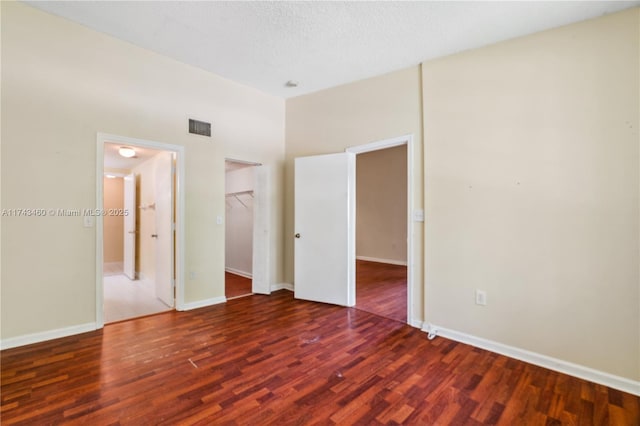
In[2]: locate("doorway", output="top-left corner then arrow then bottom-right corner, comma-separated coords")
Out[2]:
354,145 -> 408,322
225,159 -> 260,299
294,135 -> 414,323
96,134 -> 185,328
348,136 -> 413,323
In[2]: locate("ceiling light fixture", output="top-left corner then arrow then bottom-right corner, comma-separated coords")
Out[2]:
105,174 -> 117,179
118,147 -> 136,158
285,80 -> 299,88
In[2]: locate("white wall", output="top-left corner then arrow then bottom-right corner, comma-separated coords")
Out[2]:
423,8 -> 639,381
0,2 -> 285,342
225,166 -> 254,276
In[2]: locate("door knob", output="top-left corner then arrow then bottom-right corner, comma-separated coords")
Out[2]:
295,233 -> 301,238
151,234 -> 158,238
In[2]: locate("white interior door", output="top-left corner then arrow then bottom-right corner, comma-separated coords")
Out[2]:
252,165 -> 270,294
123,173 -> 136,280
294,152 -> 355,306
154,152 -> 174,307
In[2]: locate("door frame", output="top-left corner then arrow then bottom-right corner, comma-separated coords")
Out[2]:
346,134 -> 415,325
95,133 -> 185,328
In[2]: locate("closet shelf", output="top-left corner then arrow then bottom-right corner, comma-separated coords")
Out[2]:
225,190 -> 254,197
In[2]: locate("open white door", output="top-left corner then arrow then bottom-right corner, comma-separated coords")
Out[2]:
154,152 -> 174,307
252,165 -> 270,294
294,152 -> 355,306
123,173 -> 136,280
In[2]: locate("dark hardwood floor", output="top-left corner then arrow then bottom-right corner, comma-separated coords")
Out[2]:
225,272 -> 252,299
356,260 -> 407,323
2,291 -> 638,425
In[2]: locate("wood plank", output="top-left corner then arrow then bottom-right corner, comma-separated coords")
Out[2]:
356,259 -> 407,322
225,272 -> 252,299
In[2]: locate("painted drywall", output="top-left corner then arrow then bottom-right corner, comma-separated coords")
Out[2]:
423,8 -> 639,381
102,177 -> 124,263
225,165 -> 255,194
285,66 -> 423,324
1,2 -> 285,340
356,145 -> 408,264
225,166 -> 254,276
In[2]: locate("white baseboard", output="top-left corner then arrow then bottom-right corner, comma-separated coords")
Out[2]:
271,282 -> 294,292
225,267 -> 253,279
423,324 -> 640,397
1,322 -> 97,350
356,256 -> 407,266
180,296 -> 227,311
408,318 -> 423,329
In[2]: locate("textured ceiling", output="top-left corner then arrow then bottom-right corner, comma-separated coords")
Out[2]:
24,1 -> 640,98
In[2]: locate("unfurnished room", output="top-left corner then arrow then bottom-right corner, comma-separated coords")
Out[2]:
1,1 -> 639,424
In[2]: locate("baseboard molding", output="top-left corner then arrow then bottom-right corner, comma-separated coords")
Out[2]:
180,296 -> 227,311
271,282 -> 294,292
408,318 -> 423,329
1,322 -> 97,351
423,324 -> 640,396
356,256 -> 407,266
225,267 -> 253,279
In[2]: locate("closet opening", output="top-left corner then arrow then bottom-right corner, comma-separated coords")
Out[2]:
225,159 -> 260,299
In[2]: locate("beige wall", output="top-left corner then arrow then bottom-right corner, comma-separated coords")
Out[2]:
1,2 -> 285,340
356,145 -> 407,263
423,9 -> 639,380
285,66 -> 424,324
103,177 -> 124,263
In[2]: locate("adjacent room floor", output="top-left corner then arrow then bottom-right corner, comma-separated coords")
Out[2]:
355,259 -> 407,323
225,271 -> 253,299
103,262 -> 172,323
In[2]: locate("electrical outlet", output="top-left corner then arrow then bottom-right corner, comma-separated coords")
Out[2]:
475,289 -> 487,306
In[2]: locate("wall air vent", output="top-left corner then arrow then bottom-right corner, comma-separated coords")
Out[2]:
189,119 -> 211,137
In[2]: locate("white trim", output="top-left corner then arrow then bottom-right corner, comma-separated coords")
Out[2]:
251,164 -> 271,295
271,282 -> 294,292
408,319 -> 424,329
225,157 -> 263,167
180,296 -> 227,311
423,324 -> 640,397
96,133 -> 186,328
225,267 -> 253,279
356,256 -> 407,266
346,134 -> 415,326
0,323 -> 97,350
346,135 -> 409,154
